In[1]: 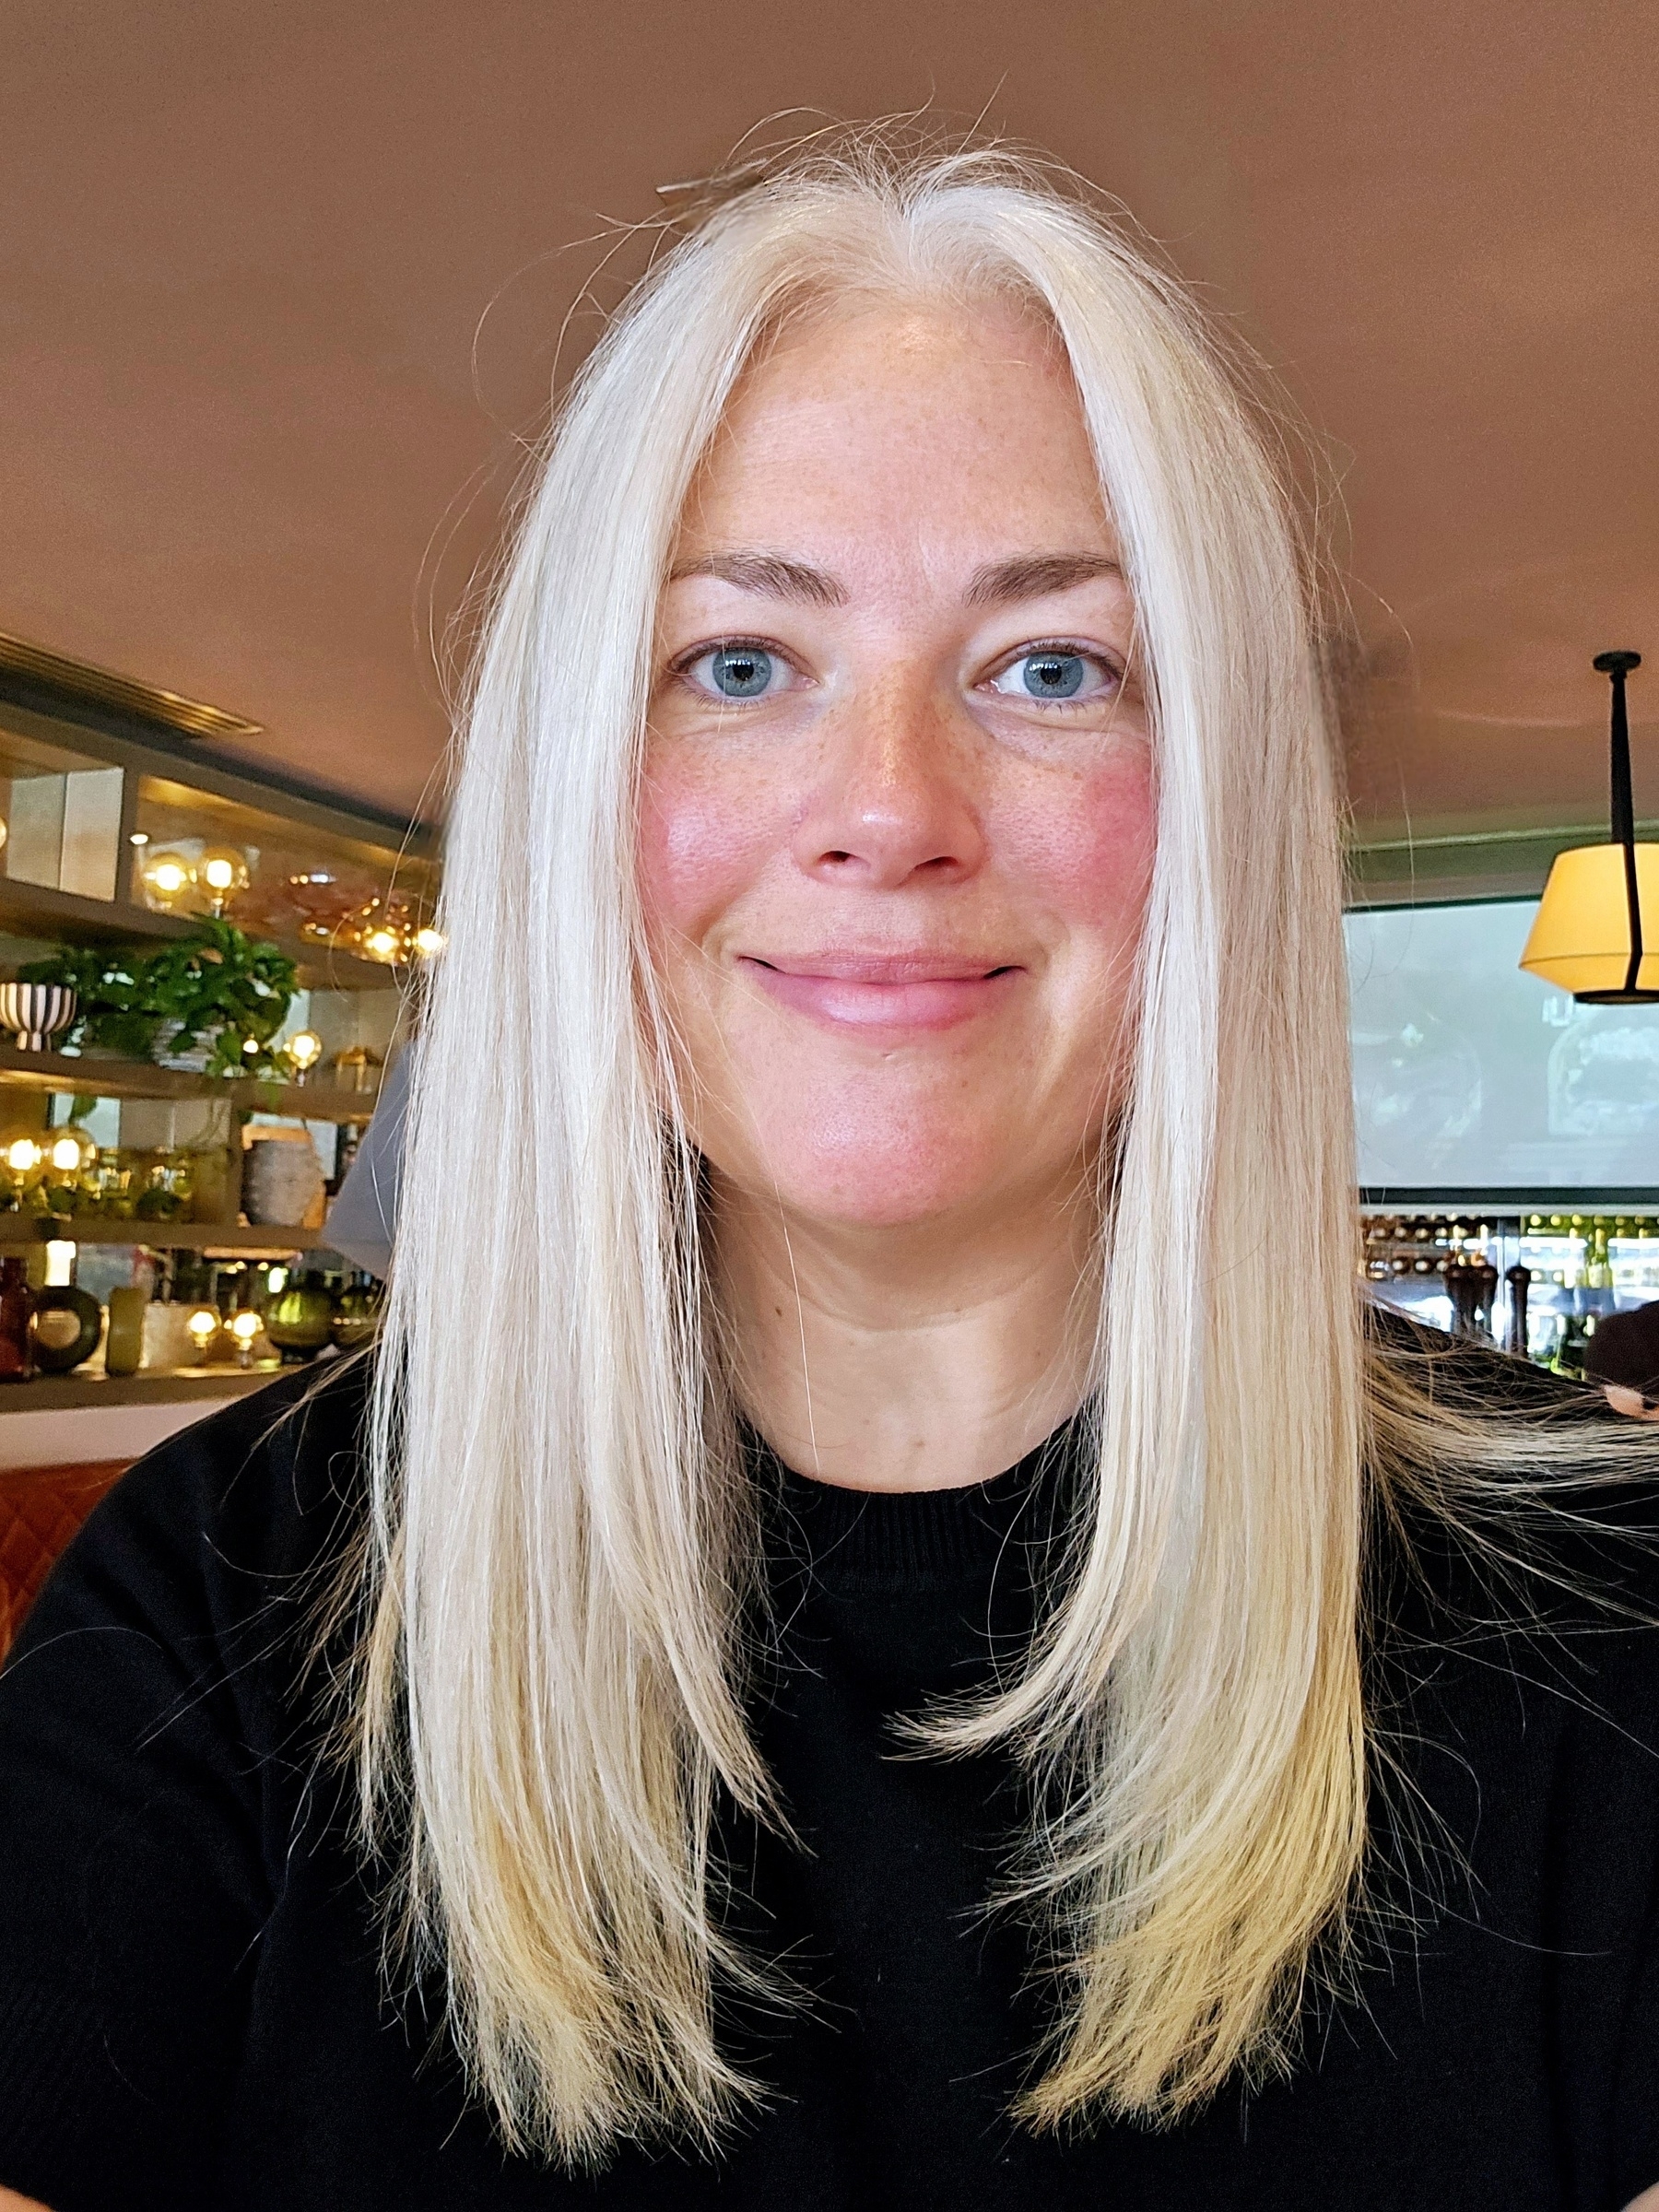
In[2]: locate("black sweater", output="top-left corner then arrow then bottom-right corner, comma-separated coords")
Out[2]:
2,1358 -> 1659,2211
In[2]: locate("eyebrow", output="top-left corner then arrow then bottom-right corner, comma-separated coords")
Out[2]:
667,547 -> 1124,611
668,552 -> 847,606
962,552 -> 1124,606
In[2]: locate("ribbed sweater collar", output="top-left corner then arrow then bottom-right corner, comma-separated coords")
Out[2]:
752,1410 -> 1089,1587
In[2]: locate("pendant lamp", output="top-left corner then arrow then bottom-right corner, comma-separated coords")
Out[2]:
1519,650 -> 1659,1002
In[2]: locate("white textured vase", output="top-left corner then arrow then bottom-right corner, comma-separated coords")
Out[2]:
243,1131 -> 324,1228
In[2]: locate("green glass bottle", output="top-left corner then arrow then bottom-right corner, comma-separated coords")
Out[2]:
263,1271 -> 335,1362
330,1272 -> 382,1350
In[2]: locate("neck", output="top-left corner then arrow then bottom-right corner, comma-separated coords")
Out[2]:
713,1179 -> 1099,1493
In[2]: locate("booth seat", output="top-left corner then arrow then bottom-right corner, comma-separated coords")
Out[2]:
0,1461 -> 131,1660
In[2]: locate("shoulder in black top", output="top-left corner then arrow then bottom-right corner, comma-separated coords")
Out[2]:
2,1343 -> 1658,2212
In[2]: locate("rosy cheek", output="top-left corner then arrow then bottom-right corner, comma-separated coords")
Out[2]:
637,747 -> 781,947
997,750 -> 1157,942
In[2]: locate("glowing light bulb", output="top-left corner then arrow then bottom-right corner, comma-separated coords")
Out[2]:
141,849 -> 195,909
227,1306 -> 264,1367
196,846 -> 249,915
414,926 -> 446,959
186,1308 -> 219,1350
287,1029 -> 323,1076
5,1136 -> 41,1175
49,1135 -> 82,1172
362,926 -> 402,962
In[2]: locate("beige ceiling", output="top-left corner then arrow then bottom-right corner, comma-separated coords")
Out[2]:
5,0 -> 1657,856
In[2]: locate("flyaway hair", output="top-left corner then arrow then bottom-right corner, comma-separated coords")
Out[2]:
346,128 -> 1650,2163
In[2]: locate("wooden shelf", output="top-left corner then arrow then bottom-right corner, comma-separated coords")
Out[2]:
0,876 -> 403,991
0,1216 -> 329,1252
0,877 -> 186,952
0,1042 -> 380,1121
0,1362 -> 291,1412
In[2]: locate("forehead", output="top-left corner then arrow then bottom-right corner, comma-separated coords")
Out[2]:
673,297 -> 1116,569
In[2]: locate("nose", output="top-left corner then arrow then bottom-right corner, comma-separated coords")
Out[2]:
791,671 -> 985,889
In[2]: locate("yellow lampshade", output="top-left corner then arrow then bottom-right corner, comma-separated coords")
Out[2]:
1520,842 -> 1659,998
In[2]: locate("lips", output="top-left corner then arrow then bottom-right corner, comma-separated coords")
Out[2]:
738,953 -> 1022,1032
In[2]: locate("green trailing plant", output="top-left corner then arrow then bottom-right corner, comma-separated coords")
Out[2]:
20,919 -> 299,1077
18,944 -> 156,1060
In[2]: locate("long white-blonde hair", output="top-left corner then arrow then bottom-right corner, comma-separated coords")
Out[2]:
348,130 -> 1630,2165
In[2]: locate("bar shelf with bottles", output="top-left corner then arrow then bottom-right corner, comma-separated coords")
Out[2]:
0,1239 -> 382,1407
0,655 -> 429,1414
1361,1210 -> 1659,1374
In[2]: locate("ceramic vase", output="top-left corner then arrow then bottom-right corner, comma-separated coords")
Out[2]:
0,983 -> 77,1053
243,1131 -> 325,1228
264,1277 -> 335,1362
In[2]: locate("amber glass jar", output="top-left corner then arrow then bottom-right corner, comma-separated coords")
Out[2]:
0,1256 -> 33,1381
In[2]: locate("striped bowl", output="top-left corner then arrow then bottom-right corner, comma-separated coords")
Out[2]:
0,983 -> 78,1053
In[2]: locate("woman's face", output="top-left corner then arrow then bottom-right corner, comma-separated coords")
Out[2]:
640,299 -> 1156,1236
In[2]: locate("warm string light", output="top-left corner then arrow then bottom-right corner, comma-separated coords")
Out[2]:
140,849 -> 195,908
286,1029 -> 324,1080
228,1307 -> 263,1367
137,841 -> 438,960
348,897 -> 446,965
46,1124 -> 95,1180
137,842 -> 252,916
197,846 -> 250,915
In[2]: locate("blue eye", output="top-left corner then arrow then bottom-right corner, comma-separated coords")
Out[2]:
987,649 -> 1115,705
1020,652 -> 1085,698
706,645 -> 774,698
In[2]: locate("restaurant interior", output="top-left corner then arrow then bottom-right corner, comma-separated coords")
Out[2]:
2,0 -> 1656,1647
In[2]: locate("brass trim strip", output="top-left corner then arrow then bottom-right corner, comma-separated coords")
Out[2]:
1351,818 -> 1659,856
0,630 -> 263,741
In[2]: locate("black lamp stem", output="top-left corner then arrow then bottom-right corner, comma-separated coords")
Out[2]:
1594,649 -> 1643,994
1607,660 -> 1636,844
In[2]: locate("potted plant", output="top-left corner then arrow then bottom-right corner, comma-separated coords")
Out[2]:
18,922 -> 298,1076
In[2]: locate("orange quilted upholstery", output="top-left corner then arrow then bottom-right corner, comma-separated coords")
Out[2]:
0,1460 -> 131,1658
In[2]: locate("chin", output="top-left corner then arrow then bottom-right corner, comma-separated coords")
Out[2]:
737,1112 -> 1025,1230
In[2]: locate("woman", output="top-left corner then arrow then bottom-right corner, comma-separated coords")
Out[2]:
2,135 -> 1657,2212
